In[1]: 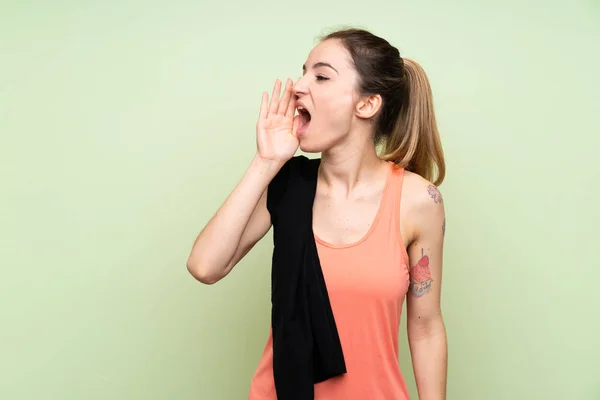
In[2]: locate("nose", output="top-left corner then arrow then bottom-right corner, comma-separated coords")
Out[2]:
293,76 -> 308,97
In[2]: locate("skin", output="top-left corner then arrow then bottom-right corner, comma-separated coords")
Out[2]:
187,38 -> 447,399
403,176 -> 447,400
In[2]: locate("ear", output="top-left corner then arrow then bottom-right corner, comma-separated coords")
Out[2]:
355,94 -> 382,120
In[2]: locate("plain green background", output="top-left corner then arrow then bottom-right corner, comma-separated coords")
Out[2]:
1,0 -> 599,399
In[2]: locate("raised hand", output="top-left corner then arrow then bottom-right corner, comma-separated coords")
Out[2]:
256,78 -> 300,163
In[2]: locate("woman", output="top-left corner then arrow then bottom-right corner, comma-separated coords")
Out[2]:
187,28 -> 447,400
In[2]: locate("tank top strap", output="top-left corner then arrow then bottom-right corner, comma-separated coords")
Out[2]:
379,162 -> 404,216
390,162 -> 405,232
376,161 -> 409,266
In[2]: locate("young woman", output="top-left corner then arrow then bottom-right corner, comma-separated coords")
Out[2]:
187,28 -> 448,400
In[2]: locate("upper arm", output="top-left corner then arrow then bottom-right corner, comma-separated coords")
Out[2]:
224,188 -> 272,274
405,182 -> 446,331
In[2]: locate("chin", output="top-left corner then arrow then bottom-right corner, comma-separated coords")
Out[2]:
298,142 -> 320,154
298,129 -> 340,154
298,136 -> 326,154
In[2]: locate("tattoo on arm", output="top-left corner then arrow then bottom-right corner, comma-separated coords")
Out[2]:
409,248 -> 433,297
427,184 -> 443,204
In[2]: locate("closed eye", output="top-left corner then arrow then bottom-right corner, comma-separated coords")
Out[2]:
316,75 -> 329,81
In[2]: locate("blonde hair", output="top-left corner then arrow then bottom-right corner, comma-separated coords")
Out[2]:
379,58 -> 445,186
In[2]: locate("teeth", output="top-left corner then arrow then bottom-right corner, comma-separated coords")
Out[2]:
297,106 -> 305,110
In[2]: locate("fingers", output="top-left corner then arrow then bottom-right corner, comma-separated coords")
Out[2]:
268,79 -> 282,116
261,78 -> 295,120
259,91 -> 268,121
286,93 -> 297,118
277,78 -> 293,115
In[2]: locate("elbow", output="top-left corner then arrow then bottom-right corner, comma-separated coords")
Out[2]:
408,314 -> 446,340
186,257 -> 221,285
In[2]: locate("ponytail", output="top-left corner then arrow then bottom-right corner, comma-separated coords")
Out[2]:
380,58 -> 446,186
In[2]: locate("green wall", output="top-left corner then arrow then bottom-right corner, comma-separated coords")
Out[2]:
1,1 -> 599,399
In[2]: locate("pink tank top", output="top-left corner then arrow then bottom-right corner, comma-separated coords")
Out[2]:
249,161 -> 411,400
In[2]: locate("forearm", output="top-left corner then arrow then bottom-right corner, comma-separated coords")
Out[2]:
186,154 -> 282,282
408,319 -> 448,400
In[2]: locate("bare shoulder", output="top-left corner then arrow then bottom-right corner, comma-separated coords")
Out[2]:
401,170 -> 446,242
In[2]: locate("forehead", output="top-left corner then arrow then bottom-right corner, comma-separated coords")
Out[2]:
304,39 -> 353,71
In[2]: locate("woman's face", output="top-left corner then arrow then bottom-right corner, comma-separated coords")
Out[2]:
293,39 -> 364,153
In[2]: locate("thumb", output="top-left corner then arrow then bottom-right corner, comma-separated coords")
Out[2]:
292,115 -> 301,137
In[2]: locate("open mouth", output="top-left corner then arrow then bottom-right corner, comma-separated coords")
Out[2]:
297,106 -> 311,134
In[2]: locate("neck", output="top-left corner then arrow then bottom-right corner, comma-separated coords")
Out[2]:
319,137 -> 387,197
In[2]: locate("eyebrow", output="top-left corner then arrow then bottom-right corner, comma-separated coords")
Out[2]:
302,62 -> 339,75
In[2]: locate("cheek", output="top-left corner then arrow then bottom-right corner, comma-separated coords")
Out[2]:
304,95 -> 353,151
320,90 -> 355,123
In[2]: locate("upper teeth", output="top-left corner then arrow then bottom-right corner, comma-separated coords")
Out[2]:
298,106 -> 305,110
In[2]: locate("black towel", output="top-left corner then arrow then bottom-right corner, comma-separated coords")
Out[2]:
266,155 -> 347,400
